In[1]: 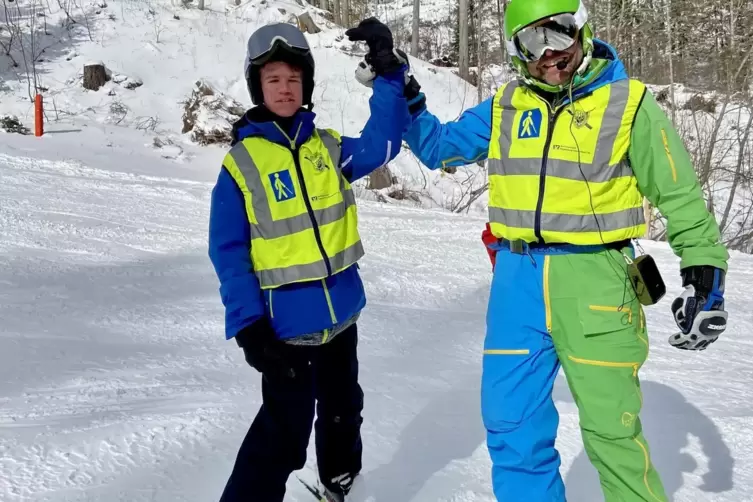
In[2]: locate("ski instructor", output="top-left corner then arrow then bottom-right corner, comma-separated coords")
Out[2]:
208,19 -> 408,502
360,0 -> 730,500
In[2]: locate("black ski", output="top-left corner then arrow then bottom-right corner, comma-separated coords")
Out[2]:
297,475 -> 328,501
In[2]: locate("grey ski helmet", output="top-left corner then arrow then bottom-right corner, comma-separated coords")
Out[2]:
244,22 -> 315,106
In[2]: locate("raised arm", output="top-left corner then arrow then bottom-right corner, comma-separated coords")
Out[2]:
403,95 -> 494,170
339,70 -> 408,182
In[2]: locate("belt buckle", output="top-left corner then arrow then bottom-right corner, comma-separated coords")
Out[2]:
509,239 -> 525,254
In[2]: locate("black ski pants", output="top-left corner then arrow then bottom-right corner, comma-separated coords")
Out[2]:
219,324 -> 364,501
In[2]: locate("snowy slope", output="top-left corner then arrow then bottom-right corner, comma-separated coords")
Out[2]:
0,126 -> 752,502
0,0 -> 485,214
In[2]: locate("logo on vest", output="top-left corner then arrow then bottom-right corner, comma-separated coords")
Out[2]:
518,109 -> 542,139
269,170 -> 296,202
306,153 -> 329,172
568,108 -> 592,129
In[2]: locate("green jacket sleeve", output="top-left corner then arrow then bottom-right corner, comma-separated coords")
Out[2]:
628,90 -> 729,272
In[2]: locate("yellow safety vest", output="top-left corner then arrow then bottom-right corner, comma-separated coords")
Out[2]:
222,126 -> 363,289
488,78 -> 647,245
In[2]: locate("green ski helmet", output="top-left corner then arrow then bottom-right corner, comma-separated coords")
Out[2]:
504,0 -> 594,92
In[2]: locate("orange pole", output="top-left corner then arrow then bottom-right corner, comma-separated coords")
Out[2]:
34,93 -> 43,137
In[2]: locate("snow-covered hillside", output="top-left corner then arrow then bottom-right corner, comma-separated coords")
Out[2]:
0,0 -> 487,213
0,112 -> 752,502
1,2 -> 753,499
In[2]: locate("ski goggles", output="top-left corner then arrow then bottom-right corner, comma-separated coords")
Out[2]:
246,23 -> 310,66
509,13 -> 580,62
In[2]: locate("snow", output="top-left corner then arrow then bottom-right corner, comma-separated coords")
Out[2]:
0,123 -> 752,502
0,0 -> 485,212
0,0 -> 752,500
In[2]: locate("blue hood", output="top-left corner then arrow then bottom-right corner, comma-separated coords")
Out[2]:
574,39 -> 628,97
230,107 -> 317,148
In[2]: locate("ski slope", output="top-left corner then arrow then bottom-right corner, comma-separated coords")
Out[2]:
0,128 -> 751,502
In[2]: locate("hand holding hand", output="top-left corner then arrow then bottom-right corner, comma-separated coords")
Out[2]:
346,18 -> 405,75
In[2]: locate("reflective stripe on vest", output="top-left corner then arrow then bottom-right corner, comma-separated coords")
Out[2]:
487,78 -> 646,244
224,128 -> 364,288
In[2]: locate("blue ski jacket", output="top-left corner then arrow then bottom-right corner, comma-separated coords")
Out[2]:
208,69 -> 408,340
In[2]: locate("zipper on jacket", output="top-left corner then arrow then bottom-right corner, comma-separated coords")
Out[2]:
277,122 -> 333,278
290,149 -> 333,277
543,255 -> 552,333
269,289 -> 274,318
534,107 -> 565,243
321,279 -> 338,324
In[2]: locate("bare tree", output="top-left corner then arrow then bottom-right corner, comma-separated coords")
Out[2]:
342,0 -> 349,27
665,0 -> 676,125
410,0 -> 419,57
458,0 -> 469,80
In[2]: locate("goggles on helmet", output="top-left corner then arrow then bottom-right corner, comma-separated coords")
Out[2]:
246,23 -> 310,66
512,13 -> 579,63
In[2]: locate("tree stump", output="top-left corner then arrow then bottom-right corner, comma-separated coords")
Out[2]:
297,12 -> 321,34
83,63 -> 108,90
368,165 -> 393,190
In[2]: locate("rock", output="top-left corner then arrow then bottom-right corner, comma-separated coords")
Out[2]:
0,115 -> 30,135
367,165 -> 393,190
111,73 -> 143,90
181,79 -> 246,145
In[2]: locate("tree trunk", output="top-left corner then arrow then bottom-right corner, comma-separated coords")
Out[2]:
476,0 -> 483,104
458,0 -> 469,80
83,63 -> 108,91
666,0 -> 676,125
607,0 -> 612,42
198,0 -> 204,10
342,0 -> 349,27
411,0 -> 420,57
496,0 -> 507,62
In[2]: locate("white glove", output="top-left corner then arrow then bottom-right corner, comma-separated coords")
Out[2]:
354,48 -> 410,88
355,59 -> 377,88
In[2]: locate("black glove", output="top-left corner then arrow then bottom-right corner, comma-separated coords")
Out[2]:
345,18 -> 404,75
669,265 -> 727,350
235,318 -> 296,379
404,74 -> 426,115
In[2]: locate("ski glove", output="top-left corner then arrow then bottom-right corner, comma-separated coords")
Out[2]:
235,318 -> 296,379
354,48 -> 425,115
346,18 -> 405,75
669,265 -> 728,350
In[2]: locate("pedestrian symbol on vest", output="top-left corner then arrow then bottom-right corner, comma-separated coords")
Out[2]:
269,170 -> 296,202
518,109 -> 542,139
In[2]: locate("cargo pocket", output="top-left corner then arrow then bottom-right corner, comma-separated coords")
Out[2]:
571,300 -> 647,369
580,302 -> 635,340
481,350 -> 531,430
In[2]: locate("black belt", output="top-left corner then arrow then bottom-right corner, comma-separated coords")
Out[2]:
505,239 -> 631,254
